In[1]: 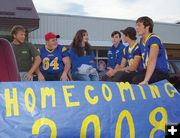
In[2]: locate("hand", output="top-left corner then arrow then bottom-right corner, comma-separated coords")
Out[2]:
60,72 -> 69,81
139,80 -> 149,85
38,73 -> 45,81
24,72 -> 33,81
106,67 -> 114,77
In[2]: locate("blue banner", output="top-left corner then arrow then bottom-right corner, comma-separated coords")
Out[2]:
0,80 -> 180,138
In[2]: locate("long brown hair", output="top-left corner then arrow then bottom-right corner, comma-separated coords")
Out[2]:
71,29 -> 92,56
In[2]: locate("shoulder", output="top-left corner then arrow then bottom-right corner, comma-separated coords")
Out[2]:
109,46 -> 114,51
40,46 -> 45,51
11,42 -> 15,47
57,44 -> 63,49
124,46 -> 129,51
69,47 -> 75,53
148,34 -> 162,43
56,45 -> 67,52
147,34 -> 163,49
136,38 -> 141,44
25,42 -> 38,50
108,47 -> 113,53
120,43 -> 126,49
60,44 -> 67,50
134,43 -> 140,50
24,42 -> 34,47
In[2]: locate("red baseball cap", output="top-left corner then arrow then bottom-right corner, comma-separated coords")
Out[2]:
44,32 -> 60,41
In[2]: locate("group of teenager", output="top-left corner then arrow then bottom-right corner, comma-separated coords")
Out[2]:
11,16 -> 169,85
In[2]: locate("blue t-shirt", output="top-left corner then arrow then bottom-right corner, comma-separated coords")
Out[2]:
40,45 -> 69,74
138,34 -> 169,73
107,43 -> 125,69
69,47 -> 96,72
122,43 -> 144,72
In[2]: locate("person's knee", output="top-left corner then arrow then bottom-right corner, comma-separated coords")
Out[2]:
73,74 -> 90,81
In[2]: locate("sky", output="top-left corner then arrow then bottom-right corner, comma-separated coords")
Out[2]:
32,0 -> 180,23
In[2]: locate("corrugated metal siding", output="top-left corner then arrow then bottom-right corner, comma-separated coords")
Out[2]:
154,24 -> 180,44
29,13 -> 180,46
28,37 -> 112,47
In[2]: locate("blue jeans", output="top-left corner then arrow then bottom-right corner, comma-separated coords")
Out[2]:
19,72 -> 33,81
42,72 -> 62,81
72,71 -> 99,81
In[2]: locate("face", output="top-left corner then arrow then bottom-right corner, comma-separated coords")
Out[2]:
111,34 -> 121,45
136,22 -> 149,36
13,31 -> 26,43
82,32 -> 89,43
121,34 -> 128,43
46,38 -> 58,49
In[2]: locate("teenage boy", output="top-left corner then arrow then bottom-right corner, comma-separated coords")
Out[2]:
37,32 -> 71,81
107,27 -> 144,82
133,16 -> 169,85
101,31 -> 125,81
11,25 -> 41,81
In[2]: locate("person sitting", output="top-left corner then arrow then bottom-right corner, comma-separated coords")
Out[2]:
107,27 -> 144,82
37,32 -> 71,81
101,31 -> 125,81
69,29 -> 99,81
11,25 -> 41,81
132,16 -> 169,85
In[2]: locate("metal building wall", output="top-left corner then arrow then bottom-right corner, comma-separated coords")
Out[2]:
154,23 -> 180,44
29,13 -> 180,46
29,13 -> 134,46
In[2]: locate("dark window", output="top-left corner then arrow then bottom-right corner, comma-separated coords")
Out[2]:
98,50 -> 108,57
